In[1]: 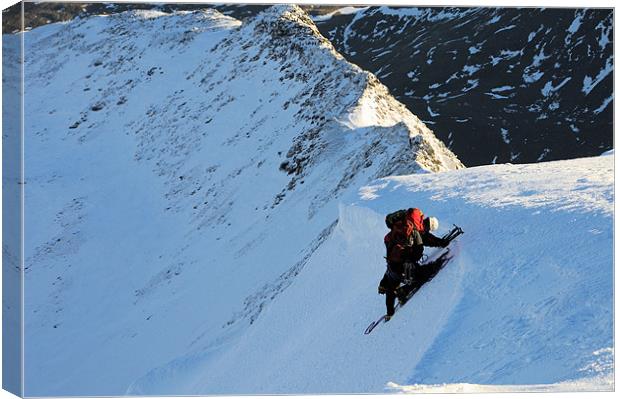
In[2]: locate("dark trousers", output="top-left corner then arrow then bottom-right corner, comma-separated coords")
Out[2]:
379,272 -> 402,316
378,257 -> 446,316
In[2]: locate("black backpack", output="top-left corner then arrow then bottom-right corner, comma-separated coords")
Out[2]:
385,209 -> 408,229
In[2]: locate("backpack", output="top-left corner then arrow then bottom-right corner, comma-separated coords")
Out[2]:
384,208 -> 424,264
385,208 -> 425,233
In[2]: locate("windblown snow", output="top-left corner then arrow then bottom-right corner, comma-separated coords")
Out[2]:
2,3 -> 612,396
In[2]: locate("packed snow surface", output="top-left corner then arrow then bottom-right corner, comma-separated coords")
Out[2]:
129,155 -> 613,394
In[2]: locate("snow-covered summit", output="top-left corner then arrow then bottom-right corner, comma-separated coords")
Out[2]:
222,4 -> 463,174
13,5 -> 461,396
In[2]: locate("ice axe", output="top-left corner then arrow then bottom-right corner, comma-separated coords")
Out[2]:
442,224 -> 464,244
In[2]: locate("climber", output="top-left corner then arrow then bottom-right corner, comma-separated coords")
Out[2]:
377,208 -> 448,320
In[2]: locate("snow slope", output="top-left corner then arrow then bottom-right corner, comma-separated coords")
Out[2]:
13,5 -> 461,396
2,17 -> 23,395
8,3 -> 612,395
129,154 -> 613,394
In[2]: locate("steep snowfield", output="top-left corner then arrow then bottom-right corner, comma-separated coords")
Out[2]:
129,154 -> 613,394
13,5 -> 462,396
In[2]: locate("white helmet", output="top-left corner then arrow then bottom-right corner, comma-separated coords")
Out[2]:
426,216 -> 439,232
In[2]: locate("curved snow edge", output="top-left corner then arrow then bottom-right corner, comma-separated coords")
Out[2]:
386,373 -> 614,393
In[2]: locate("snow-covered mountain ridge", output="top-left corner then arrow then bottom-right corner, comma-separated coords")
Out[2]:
6,5 -> 462,395
4,3 -> 612,166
